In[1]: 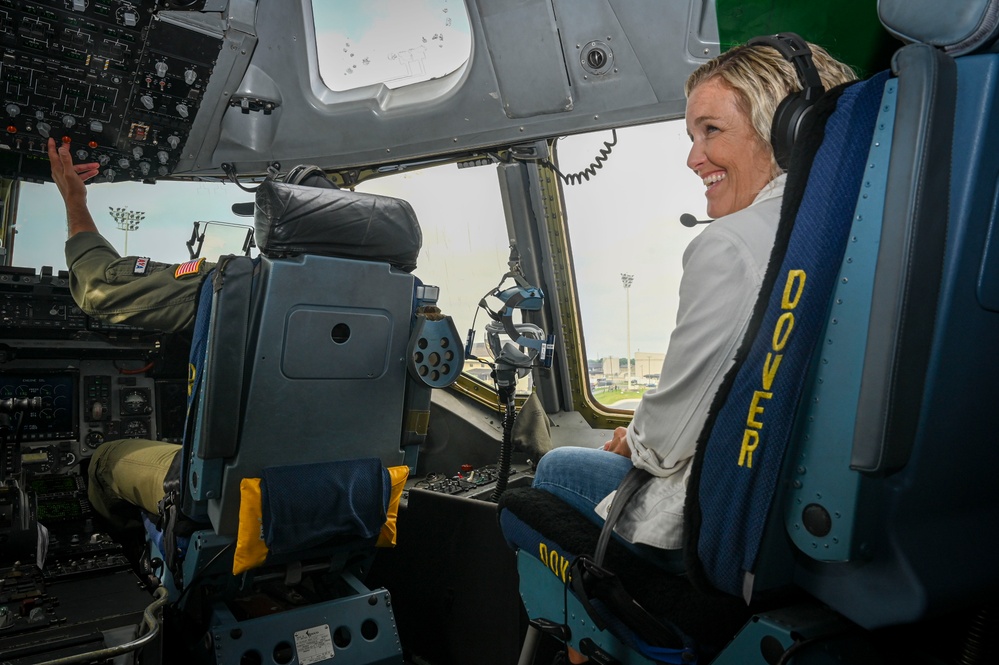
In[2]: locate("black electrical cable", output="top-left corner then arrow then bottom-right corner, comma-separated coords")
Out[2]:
173,542 -> 234,606
541,130 -> 618,185
220,162 -> 280,192
490,385 -> 516,502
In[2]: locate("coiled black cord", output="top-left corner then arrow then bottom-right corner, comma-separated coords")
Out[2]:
541,129 -> 618,186
491,385 -> 517,502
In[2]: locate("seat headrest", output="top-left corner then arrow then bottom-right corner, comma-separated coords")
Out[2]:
253,180 -> 422,272
879,0 -> 999,55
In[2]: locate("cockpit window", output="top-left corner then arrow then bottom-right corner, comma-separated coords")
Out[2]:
558,121 -> 705,412
13,180 -> 254,271
353,163 -> 531,393
312,0 -> 472,93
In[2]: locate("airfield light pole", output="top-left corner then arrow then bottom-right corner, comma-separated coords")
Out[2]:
621,273 -> 634,388
109,206 -> 145,255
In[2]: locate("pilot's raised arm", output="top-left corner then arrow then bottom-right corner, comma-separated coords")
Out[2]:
48,138 -> 214,333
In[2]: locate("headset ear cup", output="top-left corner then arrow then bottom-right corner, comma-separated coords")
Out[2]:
770,92 -> 811,170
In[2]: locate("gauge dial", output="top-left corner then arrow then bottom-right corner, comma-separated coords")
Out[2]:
120,388 -> 151,415
121,418 -> 150,438
85,431 -> 105,449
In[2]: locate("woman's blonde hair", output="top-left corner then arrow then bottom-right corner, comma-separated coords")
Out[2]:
685,40 -> 858,173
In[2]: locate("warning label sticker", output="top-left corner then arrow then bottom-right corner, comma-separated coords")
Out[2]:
294,624 -> 335,664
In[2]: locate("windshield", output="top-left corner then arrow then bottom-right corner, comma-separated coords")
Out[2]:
556,120 -> 706,411
14,179 -> 254,270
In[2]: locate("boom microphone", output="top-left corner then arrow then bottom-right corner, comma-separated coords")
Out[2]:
680,213 -> 712,227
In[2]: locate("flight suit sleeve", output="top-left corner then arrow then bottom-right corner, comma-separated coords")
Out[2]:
65,231 -> 215,333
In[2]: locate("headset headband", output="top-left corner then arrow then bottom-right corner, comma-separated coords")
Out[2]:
746,32 -> 824,101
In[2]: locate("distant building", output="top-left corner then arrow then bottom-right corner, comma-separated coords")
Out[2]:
602,356 -> 620,377
635,351 -> 665,379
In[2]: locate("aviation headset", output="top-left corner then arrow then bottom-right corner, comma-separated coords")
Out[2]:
745,32 -> 825,170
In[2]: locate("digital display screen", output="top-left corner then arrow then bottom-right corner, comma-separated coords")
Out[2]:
0,371 -> 78,442
30,474 -> 83,494
37,498 -> 86,522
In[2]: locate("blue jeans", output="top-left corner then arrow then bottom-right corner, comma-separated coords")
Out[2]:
532,446 -> 684,573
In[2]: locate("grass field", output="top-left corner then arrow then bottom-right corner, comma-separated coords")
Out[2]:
592,386 -> 647,405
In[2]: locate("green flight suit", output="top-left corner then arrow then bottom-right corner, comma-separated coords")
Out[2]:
65,231 -> 215,333
66,232 -> 215,525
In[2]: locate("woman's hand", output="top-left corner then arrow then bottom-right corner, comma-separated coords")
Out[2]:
602,426 -> 631,458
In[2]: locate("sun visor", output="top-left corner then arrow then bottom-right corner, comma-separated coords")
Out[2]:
253,180 -> 422,272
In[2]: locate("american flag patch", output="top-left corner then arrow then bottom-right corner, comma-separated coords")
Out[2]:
133,257 -> 150,275
174,258 -> 204,279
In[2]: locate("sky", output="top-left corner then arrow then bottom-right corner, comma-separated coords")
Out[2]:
556,123 -> 707,359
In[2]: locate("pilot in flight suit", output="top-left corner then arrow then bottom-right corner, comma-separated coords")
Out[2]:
66,231 -> 211,526
66,231 -> 213,334
51,137 -> 206,526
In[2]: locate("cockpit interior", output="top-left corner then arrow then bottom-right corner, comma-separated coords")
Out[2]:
2,1 -> 998,664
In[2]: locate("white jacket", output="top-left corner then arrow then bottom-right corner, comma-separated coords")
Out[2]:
595,174 -> 786,549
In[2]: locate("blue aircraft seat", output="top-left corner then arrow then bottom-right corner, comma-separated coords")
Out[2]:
790,0 -> 999,629
500,30 -> 999,664
179,179 -> 426,540
147,178 -> 462,665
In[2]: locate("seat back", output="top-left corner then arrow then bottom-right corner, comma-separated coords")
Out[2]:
779,45 -> 999,629
692,35 -> 999,630
180,181 -> 426,539
702,34 -> 999,630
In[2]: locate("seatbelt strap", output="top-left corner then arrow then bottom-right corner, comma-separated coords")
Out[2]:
594,466 -> 651,566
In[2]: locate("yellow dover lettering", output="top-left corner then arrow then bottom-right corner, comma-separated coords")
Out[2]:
538,543 -> 571,583
738,269 -> 806,468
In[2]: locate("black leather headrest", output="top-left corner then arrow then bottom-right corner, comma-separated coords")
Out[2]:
253,180 -> 422,273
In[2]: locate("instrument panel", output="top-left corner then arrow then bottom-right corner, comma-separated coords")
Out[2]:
0,0 -> 221,183
1,265 -> 186,478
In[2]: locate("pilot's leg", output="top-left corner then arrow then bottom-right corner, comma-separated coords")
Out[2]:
88,438 -> 181,527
